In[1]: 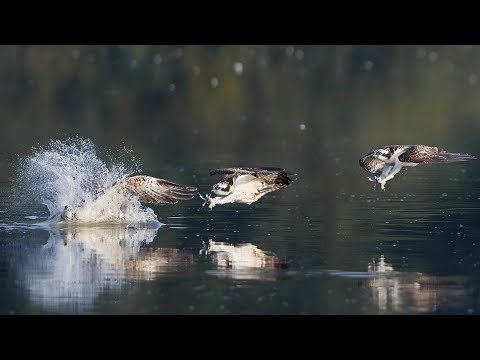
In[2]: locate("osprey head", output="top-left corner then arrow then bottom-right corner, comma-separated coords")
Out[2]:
372,148 -> 391,162
212,181 -> 232,196
61,205 -> 74,221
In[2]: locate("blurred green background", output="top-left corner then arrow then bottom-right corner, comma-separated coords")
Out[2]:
1,45 -> 479,168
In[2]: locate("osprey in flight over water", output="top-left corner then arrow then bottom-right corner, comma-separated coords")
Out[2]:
200,167 -> 296,209
359,145 -> 476,190
61,175 -> 198,221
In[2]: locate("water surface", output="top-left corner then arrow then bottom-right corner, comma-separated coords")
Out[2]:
1,45 -> 480,314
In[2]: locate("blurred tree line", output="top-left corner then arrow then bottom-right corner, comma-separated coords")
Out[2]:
1,45 -> 479,159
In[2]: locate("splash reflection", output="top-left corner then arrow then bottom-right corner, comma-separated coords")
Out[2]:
201,240 -> 288,281
362,255 -> 479,314
19,224 -> 195,313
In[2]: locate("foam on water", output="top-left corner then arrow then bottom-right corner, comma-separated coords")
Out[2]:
14,137 -> 160,225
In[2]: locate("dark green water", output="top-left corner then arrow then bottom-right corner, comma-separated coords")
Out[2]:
1,45 -> 480,314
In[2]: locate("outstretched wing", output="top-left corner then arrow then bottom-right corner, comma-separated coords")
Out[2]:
117,175 -> 198,204
210,167 -> 296,186
210,167 -> 294,176
399,145 -> 477,163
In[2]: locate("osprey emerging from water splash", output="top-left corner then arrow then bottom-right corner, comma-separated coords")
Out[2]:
200,167 -> 296,209
359,145 -> 476,190
61,175 -> 197,221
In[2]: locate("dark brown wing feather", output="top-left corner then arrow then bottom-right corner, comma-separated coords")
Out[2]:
399,145 -> 477,163
256,182 -> 289,196
120,175 -> 197,204
210,167 -> 296,186
210,167 -> 293,176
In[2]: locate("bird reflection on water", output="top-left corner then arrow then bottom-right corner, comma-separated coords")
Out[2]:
10,222 -> 292,313
17,224 -> 195,312
362,255 -> 480,314
200,240 -> 288,281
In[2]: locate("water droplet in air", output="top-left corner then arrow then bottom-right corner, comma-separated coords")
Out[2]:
233,62 -> 243,75
210,77 -> 219,88
363,60 -> 374,70
71,49 -> 81,60
295,49 -> 304,60
416,47 -> 427,59
154,54 -> 163,64
468,73 -> 478,85
428,51 -> 438,62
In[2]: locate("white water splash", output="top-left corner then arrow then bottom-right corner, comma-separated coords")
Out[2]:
15,137 -> 160,225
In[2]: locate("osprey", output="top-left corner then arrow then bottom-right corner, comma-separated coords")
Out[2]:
200,167 -> 296,209
359,145 -> 476,190
60,175 -> 198,221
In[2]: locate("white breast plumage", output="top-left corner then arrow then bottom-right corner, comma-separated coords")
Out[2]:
201,167 -> 296,209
